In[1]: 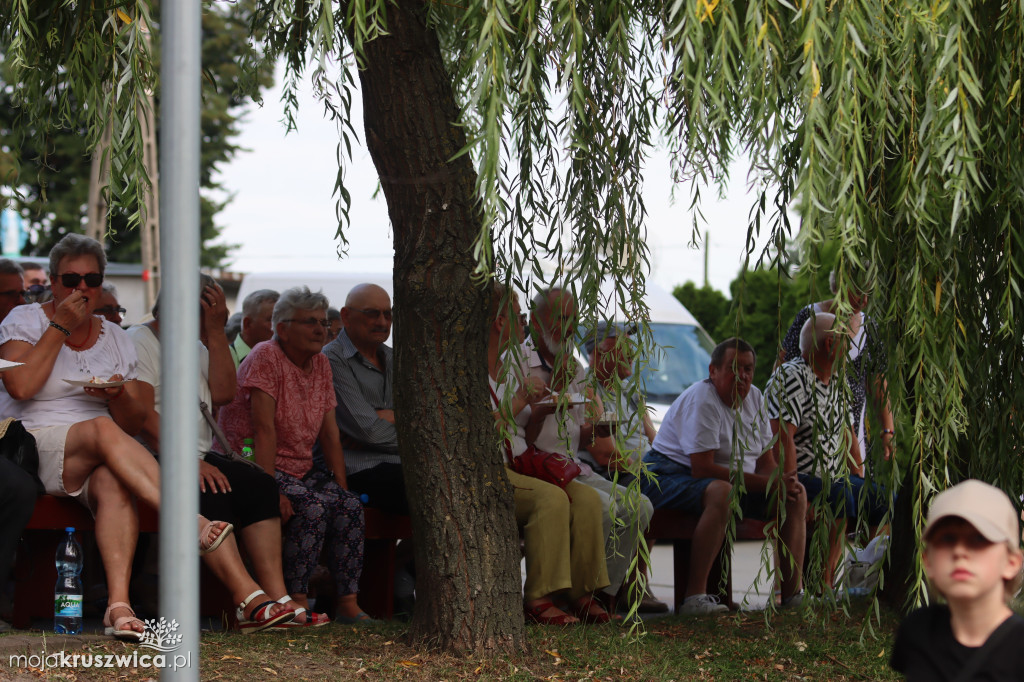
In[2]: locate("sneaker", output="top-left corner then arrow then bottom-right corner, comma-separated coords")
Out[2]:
680,594 -> 729,615
779,591 -> 804,609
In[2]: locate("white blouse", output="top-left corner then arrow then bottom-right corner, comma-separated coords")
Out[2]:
0,304 -> 138,430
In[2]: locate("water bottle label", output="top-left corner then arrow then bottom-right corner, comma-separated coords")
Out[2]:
55,594 -> 83,617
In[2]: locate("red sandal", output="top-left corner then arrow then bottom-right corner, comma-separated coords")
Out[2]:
524,599 -> 578,626
572,595 -> 612,624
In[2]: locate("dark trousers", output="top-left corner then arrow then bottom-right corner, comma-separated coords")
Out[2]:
199,454 -> 280,529
0,459 -> 38,581
347,463 -> 408,515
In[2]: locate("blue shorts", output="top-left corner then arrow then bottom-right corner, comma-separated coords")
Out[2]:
640,450 -> 769,519
799,473 -> 889,526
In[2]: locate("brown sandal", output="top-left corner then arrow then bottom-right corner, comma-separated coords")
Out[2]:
524,599 -> 577,626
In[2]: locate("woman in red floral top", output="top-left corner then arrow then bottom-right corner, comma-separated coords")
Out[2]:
219,286 -> 371,623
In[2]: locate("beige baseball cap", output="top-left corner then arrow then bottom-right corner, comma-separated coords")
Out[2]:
924,480 -> 1021,550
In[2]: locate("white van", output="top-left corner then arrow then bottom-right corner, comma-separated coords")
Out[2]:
236,271 -> 713,427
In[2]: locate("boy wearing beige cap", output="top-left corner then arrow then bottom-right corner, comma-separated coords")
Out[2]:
891,479 -> 1024,680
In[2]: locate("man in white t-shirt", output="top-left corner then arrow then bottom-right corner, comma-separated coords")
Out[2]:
641,338 -> 806,615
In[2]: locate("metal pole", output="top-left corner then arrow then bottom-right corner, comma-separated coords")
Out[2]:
703,229 -> 709,288
159,1 -> 200,679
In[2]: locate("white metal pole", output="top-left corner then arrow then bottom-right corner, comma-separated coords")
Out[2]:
159,1 -> 201,679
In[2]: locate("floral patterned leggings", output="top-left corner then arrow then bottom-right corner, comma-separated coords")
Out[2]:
275,469 -> 365,596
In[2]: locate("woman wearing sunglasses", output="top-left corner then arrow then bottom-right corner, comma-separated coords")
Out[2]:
217,286 -> 371,623
0,235 -> 295,638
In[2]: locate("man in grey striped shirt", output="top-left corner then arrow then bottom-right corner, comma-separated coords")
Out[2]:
323,283 -> 407,515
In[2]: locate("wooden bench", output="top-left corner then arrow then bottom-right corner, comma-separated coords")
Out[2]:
21,501 -> 774,622
648,508 -> 768,612
12,496 -> 414,627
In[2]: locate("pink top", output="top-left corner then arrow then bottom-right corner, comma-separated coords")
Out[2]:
217,340 -> 337,479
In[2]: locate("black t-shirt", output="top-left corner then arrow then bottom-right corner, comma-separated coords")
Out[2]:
891,604 -> 1024,681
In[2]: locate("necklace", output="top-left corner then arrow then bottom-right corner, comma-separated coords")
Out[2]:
65,318 -> 93,350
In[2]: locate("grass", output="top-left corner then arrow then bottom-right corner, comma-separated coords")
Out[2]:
4,600 -> 905,681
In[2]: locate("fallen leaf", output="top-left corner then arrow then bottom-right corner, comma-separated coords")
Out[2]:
399,661 -> 420,667
261,667 -> 278,676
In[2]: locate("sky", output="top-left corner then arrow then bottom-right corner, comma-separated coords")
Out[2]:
213,65 -> 774,297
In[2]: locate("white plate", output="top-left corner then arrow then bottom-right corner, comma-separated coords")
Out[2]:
64,378 -> 127,389
0,359 -> 23,373
535,395 -> 588,407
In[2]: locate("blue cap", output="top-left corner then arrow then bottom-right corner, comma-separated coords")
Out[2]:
65,527 -> 75,533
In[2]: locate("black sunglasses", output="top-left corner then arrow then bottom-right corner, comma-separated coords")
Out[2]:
60,272 -> 104,288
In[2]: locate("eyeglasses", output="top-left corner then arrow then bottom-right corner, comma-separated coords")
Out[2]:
0,289 -> 25,298
59,272 -> 104,288
96,306 -> 126,316
353,307 -> 393,321
283,317 -> 331,329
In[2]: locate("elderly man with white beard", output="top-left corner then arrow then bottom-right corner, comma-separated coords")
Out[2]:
524,287 -> 653,615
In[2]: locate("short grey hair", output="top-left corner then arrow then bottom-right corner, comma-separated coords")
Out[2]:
799,312 -> 837,355
49,234 -> 107,278
531,286 -> 573,321
101,282 -> 118,298
0,259 -> 23,278
242,289 -> 279,319
225,312 -> 243,343
272,286 -> 329,329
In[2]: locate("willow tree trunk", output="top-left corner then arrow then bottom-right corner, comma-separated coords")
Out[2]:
345,0 -> 526,654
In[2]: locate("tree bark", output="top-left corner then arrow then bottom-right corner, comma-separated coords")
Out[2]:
346,0 -> 526,654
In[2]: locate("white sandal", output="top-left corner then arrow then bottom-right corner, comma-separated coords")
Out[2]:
236,590 -> 295,633
103,602 -> 145,642
199,517 -> 234,555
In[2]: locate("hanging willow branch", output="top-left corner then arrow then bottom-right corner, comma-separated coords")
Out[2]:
6,0 -> 1023,625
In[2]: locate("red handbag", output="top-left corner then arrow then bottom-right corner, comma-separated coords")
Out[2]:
509,445 -> 582,492
490,384 -> 581,495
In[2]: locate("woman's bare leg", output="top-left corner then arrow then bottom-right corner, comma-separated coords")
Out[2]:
239,520 -> 308,622
63,417 -> 160,509
87,465 -> 143,634
200,531 -> 290,620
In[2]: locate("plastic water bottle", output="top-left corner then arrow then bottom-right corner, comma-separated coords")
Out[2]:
241,438 -> 254,461
54,527 -> 83,634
